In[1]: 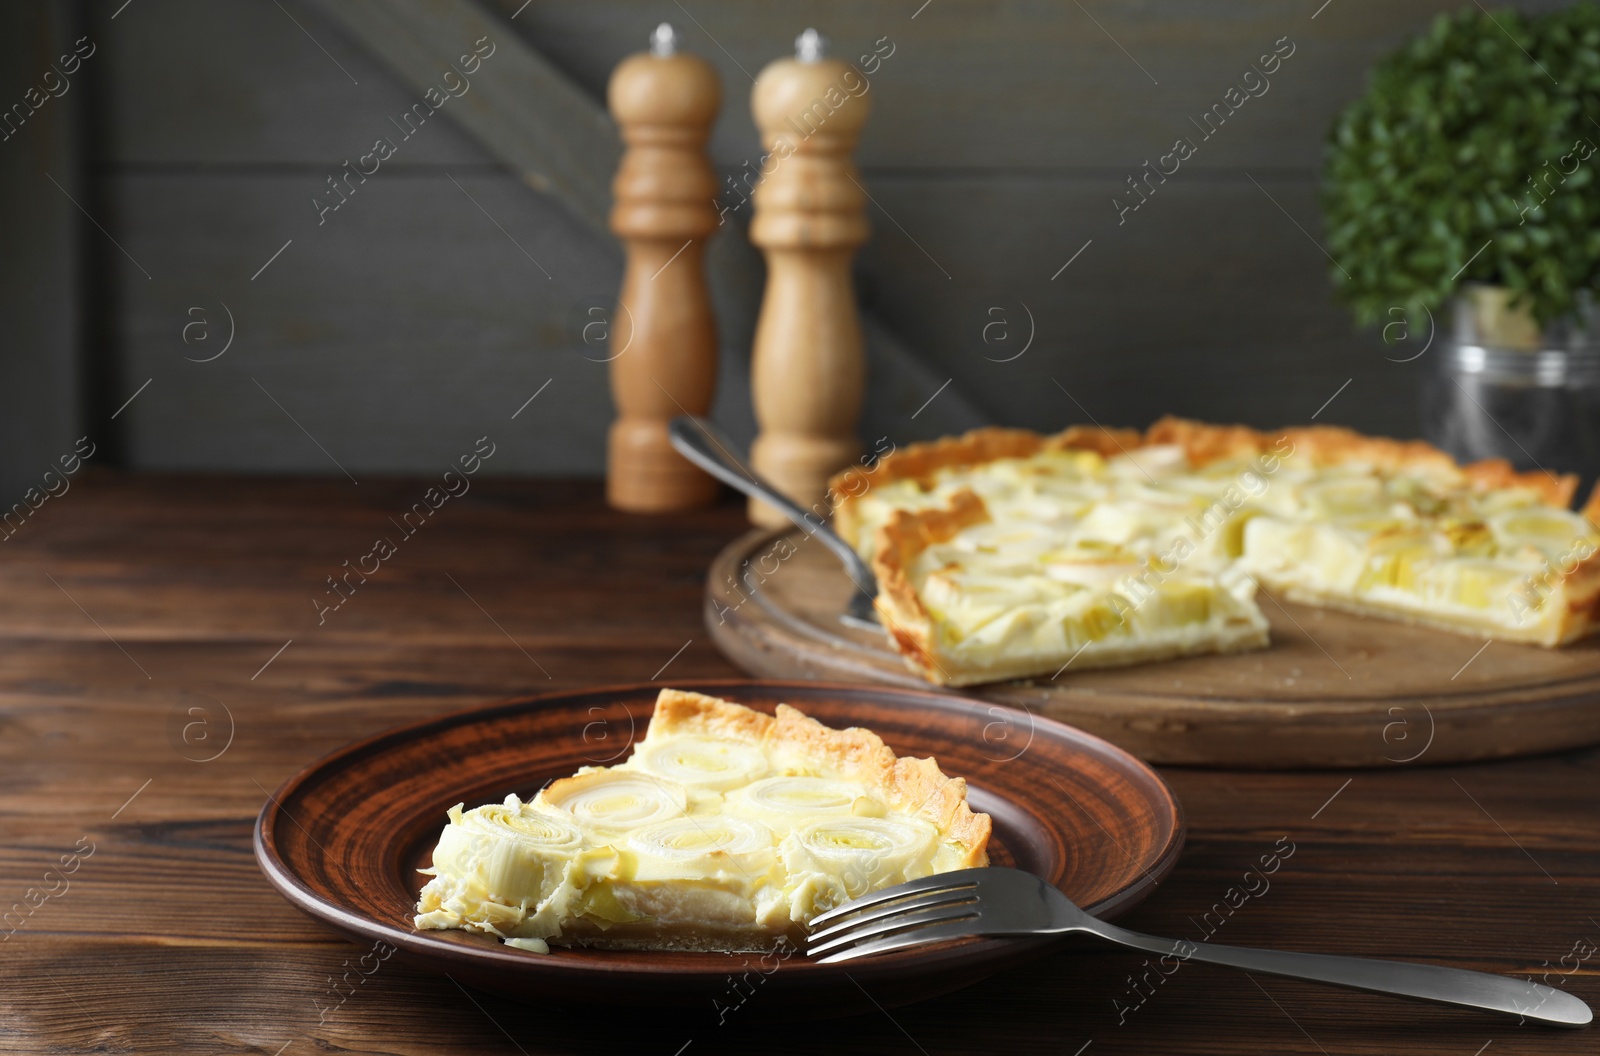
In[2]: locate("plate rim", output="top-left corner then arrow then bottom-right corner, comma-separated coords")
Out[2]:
254,678 -> 1186,980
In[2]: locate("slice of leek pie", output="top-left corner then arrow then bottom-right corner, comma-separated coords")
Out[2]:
414,689 -> 990,953
871,490 -> 1270,686
832,417 -> 1600,686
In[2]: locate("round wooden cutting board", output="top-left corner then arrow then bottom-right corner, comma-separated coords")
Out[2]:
706,527 -> 1600,768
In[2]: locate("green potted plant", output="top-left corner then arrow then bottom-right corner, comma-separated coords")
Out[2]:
1322,3 -> 1600,484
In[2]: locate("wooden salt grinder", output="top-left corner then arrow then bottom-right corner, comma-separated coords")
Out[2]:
605,23 -> 721,512
747,29 -> 871,527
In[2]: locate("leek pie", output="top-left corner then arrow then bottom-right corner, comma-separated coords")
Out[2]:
829,418 -> 1600,686
414,689 -> 990,952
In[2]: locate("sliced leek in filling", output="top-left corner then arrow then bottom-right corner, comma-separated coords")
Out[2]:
415,690 -> 990,953
900,522 -> 1270,684
856,434 -> 1600,683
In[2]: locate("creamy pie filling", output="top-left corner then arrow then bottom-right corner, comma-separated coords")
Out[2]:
904,520 -> 1269,681
1241,506 -> 1597,642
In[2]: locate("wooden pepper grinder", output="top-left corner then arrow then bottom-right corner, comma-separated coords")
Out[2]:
605,23 -> 721,512
747,28 -> 870,527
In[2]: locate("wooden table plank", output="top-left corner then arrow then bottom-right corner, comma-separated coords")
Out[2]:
0,475 -> 1595,1054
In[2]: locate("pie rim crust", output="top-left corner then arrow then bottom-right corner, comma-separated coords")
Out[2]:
829,417 -> 1585,545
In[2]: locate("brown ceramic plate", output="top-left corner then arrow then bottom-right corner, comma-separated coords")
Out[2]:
254,680 -> 1184,1014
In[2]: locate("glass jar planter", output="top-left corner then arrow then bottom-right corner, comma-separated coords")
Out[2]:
1423,285 -> 1600,499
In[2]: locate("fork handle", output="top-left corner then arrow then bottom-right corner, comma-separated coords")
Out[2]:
1084,921 -> 1592,1027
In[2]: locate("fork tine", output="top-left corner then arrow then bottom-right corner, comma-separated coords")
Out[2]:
806,869 -> 985,931
814,919 -> 983,964
808,903 -> 979,958
806,888 -> 978,948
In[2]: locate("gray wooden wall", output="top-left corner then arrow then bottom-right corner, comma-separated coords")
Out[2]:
4,0 -> 1576,480
0,2 -> 85,501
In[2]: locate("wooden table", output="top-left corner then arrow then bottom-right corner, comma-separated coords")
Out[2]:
2,474 -> 1595,1055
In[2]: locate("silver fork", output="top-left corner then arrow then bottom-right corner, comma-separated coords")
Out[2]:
667,415 -> 881,631
806,867 -> 1592,1027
